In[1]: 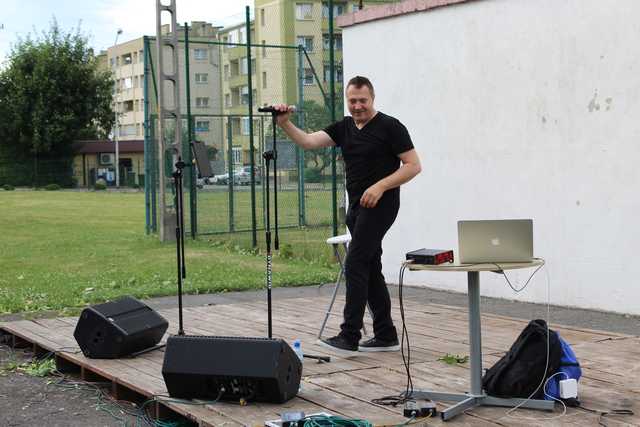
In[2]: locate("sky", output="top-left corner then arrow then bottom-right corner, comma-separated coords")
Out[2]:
0,0 -> 254,65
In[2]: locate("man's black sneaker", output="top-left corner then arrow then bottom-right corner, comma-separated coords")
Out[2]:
317,335 -> 359,357
358,337 -> 400,352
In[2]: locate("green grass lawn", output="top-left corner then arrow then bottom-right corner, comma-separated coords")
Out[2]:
0,190 -> 337,314
186,184 -> 340,234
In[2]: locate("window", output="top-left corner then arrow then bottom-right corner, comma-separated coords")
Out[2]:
240,57 -> 248,75
119,124 -> 136,137
195,73 -> 208,83
323,34 -> 342,50
295,3 -> 313,20
262,71 -> 267,89
303,68 -> 314,85
296,36 -> 314,52
110,57 -> 115,68
241,118 -> 250,135
262,40 -> 267,57
123,53 -> 132,65
194,48 -> 207,60
123,77 -> 132,89
240,86 -> 249,105
123,100 -> 134,112
223,64 -> 229,80
232,147 -> 242,164
251,59 -> 256,75
134,76 -> 139,88
260,8 -> 265,26
196,120 -> 210,132
139,50 -> 144,61
322,2 -> 345,17
225,94 -> 231,107
196,97 -> 209,108
133,51 -> 138,63
323,65 -> 343,83
136,123 -> 141,135
134,99 -> 139,111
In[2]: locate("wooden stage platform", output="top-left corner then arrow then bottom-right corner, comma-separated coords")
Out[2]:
1,290 -> 638,426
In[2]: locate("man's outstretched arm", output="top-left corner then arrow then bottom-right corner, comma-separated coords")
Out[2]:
272,104 -> 336,150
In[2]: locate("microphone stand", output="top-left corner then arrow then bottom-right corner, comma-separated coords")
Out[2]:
260,108 -> 330,363
173,157 -> 186,336
263,111 -> 278,339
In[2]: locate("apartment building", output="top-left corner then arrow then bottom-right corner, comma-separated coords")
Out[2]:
103,22 -> 223,180
253,1 -> 394,107
218,22 -> 259,167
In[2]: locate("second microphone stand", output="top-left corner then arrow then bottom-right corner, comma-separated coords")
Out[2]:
262,110 -> 330,363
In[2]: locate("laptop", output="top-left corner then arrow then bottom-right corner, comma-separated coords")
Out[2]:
458,219 -> 533,263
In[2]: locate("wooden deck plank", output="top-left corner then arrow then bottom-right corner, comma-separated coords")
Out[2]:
1,293 -> 637,427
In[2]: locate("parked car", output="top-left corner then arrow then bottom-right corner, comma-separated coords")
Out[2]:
236,166 -> 262,185
196,177 -> 211,188
212,167 -> 262,186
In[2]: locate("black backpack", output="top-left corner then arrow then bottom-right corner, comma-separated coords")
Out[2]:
482,319 -> 562,399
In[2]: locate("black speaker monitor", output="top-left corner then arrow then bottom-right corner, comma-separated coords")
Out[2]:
74,296 -> 168,359
162,335 -> 302,403
190,140 -> 213,178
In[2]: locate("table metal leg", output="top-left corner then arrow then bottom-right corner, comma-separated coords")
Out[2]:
467,271 -> 483,396
408,270 -> 555,421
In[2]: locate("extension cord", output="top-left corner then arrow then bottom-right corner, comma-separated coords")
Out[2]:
403,400 -> 437,418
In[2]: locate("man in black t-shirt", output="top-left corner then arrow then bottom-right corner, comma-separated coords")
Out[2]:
273,76 -> 421,356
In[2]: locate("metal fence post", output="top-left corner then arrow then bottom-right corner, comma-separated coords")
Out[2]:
246,5 -> 257,247
297,46 -> 306,227
184,23 -> 197,238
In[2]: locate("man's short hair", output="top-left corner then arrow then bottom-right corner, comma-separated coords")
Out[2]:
347,76 -> 375,97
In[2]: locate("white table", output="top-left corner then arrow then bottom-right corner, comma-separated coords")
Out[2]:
407,259 -> 554,421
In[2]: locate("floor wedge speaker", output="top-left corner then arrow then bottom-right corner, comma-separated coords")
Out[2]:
74,296 -> 168,359
162,335 -> 302,403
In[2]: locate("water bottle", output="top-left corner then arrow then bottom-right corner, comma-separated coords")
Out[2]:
292,339 -> 304,393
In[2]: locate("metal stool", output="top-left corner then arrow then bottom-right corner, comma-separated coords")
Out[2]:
318,233 -> 372,339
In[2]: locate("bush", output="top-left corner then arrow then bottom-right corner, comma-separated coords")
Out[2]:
2,184 -> 15,191
94,181 -> 107,191
44,184 -> 61,191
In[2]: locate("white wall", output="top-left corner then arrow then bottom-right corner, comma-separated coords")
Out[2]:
341,0 -> 640,315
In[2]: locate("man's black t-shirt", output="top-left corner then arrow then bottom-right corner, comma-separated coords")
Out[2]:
323,111 -> 414,199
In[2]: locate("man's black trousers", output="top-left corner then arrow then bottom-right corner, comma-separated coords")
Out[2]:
340,190 -> 399,344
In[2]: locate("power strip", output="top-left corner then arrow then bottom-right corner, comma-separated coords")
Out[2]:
403,400 -> 437,418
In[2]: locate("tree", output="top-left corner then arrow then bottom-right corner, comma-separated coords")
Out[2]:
0,21 -> 114,186
298,98 -> 344,182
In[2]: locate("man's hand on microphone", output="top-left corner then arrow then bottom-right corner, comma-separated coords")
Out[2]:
273,104 -> 295,126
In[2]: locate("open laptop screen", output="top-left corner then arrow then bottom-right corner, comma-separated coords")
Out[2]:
458,219 -> 533,263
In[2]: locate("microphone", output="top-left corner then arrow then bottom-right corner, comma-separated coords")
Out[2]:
258,105 -> 295,115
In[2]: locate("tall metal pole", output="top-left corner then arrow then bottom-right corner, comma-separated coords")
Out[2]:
329,0 -> 338,236
246,5 -> 257,247
155,0 -> 182,242
114,29 -> 122,188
